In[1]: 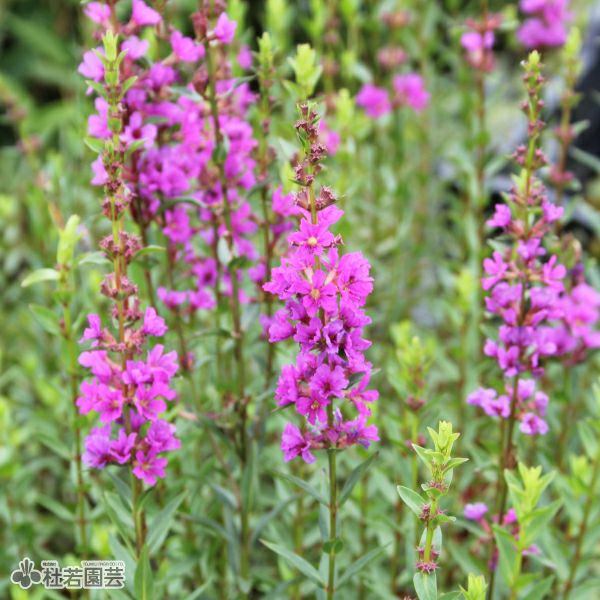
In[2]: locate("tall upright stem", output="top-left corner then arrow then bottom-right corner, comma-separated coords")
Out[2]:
562,441 -> 600,599
206,40 -> 250,587
258,94 -> 275,388
63,303 -> 88,557
104,41 -> 146,557
327,444 -> 338,600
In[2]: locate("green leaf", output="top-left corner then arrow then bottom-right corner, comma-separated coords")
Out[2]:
78,251 -> 110,266
339,452 -> 378,506
29,304 -> 60,335
251,495 -> 299,546
272,470 -> 328,505
492,525 -> 518,586
57,215 -> 81,266
134,544 -> 154,600
336,545 -> 389,588
102,492 -> 135,554
414,571 -> 438,600
413,444 -> 433,468
578,421 -> 598,459
520,500 -> 562,547
521,575 -> 553,600
147,491 -> 187,555
323,537 -> 344,554
84,137 -> 104,154
37,495 -> 74,522
397,485 -> 426,517
133,245 -> 166,260
186,514 -> 234,544
261,540 -> 325,586
107,472 -> 133,509
443,457 -> 469,472
22,268 -> 59,287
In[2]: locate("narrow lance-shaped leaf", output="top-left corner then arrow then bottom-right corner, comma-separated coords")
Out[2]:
339,451 -> 379,506
261,540 -> 325,586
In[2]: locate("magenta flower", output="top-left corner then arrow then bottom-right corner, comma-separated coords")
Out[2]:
170,30 -> 204,62
281,423 -> 316,464
517,0 -> 571,48
88,98 -> 110,139
213,12 -> 237,45
519,412 -> 549,435
131,0 -> 162,26
356,84 -> 391,118
295,269 -> 338,317
311,365 -> 348,400
289,219 -> 335,258
146,420 -> 181,453
133,449 -> 168,486
122,36 -> 149,60
487,204 -> 512,229
121,112 -> 157,149
460,14 -> 502,72
142,307 -> 167,337
297,394 -> 330,425
84,2 -> 110,25
78,49 -> 104,81
238,45 -> 253,70
82,427 -> 113,469
110,429 -> 137,464
392,73 -> 430,112
80,314 -> 102,346
464,502 -> 489,521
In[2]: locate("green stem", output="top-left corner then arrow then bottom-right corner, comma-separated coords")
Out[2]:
423,498 -> 438,562
562,440 -> 600,599
206,39 -> 250,588
327,446 -> 338,600
63,303 -> 89,558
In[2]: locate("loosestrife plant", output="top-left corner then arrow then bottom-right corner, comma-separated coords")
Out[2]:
83,1 -> 259,371
397,421 -> 468,600
467,51 -> 565,475
77,31 -> 179,555
467,50 -> 568,597
263,103 -> 379,598
494,464 -> 561,598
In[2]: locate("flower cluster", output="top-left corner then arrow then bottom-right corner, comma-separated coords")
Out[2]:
541,276 -> 600,363
78,28 -> 179,486
356,72 -> 429,119
81,1 -> 259,324
467,53 -> 566,436
263,105 -> 378,462
78,311 -> 180,485
460,14 -> 502,72
517,0 -> 572,49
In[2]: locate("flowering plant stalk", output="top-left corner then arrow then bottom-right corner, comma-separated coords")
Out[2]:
202,11 -> 253,587
466,50 -> 568,598
561,379 -> 600,598
494,464 -> 561,599
262,102 -> 380,598
78,31 -> 180,558
397,421 -> 468,599
255,31 -> 277,389
550,27 -> 581,210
